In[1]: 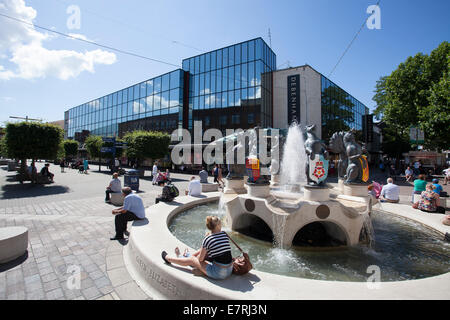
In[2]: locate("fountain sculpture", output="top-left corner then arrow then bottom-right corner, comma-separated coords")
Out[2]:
220,125 -> 372,248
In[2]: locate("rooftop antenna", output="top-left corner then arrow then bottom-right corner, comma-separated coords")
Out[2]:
268,28 -> 272,48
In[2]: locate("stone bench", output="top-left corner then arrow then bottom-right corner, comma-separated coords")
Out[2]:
110,193 -> 124,206
201,182 -> 219,193
0,227 -> 28,264
412,193 -> 449,208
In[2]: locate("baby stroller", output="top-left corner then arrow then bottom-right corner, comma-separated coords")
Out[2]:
155,172 -> 167,185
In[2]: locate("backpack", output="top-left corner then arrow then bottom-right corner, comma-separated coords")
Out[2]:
168,184 -> 179,198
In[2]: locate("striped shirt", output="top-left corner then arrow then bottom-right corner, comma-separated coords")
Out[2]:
202,231 -> 232,264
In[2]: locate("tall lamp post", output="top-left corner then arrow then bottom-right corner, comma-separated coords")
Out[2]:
9,116 -> 43,122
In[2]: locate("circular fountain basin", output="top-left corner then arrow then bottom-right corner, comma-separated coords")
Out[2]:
124,192 -> 450,300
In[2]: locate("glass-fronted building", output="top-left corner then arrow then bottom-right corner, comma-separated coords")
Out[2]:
65,69 -> 184,139
182,38 -> 276,132
320,75 -> 368,141
271,65 -> 369,141
65,38 -> 276,141
65,38 -> 368,146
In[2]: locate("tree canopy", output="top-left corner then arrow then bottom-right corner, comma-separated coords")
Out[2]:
5,122 -> 63,162
373,41 -> 449,150
85,135 -> 124,159
124,130 -> 171,166
63,139 -> 79,159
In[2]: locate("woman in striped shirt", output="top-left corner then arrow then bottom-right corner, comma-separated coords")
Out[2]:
162,216 -> 233,280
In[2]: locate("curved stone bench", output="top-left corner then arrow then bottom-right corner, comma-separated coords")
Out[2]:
0,227 -> 28,264
201,183 -> 219,193
124,193 -> 450,300
110,193 -> 124,206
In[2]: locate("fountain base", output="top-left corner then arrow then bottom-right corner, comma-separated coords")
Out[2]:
343,183 -> 369,197
223,178 -> 247,194
304,185 -> 330,202
247,183 -> 271,198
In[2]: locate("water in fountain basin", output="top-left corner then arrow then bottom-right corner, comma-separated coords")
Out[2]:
280,122 -> 308,192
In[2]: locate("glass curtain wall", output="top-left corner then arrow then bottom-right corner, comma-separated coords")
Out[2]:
182,38 -> 276,131
65,69 -> 184,139
320,75 -> 368,141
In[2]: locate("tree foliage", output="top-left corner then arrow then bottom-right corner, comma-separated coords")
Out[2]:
373,41 -> 449,150
124,130 -> 171,166
5,122 -> 63,162
63,139 -> 79,159
85,135 -> 124,159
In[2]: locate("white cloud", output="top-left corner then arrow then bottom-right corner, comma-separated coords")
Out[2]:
0,0 -> 116,80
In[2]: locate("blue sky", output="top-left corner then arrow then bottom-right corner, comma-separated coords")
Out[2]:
0,0 -> 449,125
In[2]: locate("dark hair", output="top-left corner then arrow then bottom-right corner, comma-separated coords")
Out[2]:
418,174 -> 425,180
122,187 -> 132,195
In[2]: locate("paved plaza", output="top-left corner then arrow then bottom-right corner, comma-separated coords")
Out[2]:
0,162 -> 194,300
0,162 -> 448,300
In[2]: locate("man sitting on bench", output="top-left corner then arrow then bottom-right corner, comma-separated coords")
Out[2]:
110,187 -> 145,240
40,163 -> 54,182
105,172 -> 122,202
380,178 -> 400,203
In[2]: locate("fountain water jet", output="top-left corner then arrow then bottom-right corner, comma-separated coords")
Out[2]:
279,122 -> 308,193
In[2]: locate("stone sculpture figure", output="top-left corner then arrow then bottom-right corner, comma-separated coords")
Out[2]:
303,124 -> 329,186
329,130 -> 369,184
246,127 -> 270,185
329,131 -> 348,179
225,131 -> 246,180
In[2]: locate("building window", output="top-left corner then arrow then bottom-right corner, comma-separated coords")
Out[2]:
219,115 -> 227,125
248,113 -> 254,124
232,114 -> 240,124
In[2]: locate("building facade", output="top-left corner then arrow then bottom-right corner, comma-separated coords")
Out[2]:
65,38 -> 276,141
65,38 -> 369,146
271,65 -> 369,141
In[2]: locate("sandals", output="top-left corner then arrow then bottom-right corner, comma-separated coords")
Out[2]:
161,251 -> 171,265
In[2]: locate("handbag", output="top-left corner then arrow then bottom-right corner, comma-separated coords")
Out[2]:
226,233 -> 253,275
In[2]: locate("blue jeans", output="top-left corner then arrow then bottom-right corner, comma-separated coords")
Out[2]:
205,261 -> 233,280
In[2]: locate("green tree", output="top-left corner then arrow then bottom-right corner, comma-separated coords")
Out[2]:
5,122 -> 63,172
0,136 -> 7,158
124,130 -> 171,167
85,135 -> 103,159
373,41 -> 449,150
63,139 -> 79,160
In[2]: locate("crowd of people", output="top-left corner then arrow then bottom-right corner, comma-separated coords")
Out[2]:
369,164 -> 448,225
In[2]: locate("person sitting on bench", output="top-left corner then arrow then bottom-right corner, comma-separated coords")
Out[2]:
155,180 -> 179,204
110,187 -> 145,240
380,178 -> 400,203
40,163 -> 54,182
105,172 -> 122,202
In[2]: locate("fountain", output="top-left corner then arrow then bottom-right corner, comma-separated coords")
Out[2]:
123,126 -> 450,300
279,122 -> 307,192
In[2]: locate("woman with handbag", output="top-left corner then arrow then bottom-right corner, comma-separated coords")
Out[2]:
161,216 -> 234,280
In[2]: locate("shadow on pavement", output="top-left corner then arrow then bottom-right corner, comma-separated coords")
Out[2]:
1,183 -> 71,199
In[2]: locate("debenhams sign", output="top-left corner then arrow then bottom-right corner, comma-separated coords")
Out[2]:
287,75 -> 300,125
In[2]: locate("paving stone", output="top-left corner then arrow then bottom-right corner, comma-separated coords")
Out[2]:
107,267 -> 132,287
114,282 -> 148,300
43,279 -> 60,292
26,289 -> 45,300
46,288 -> 64,300
41,272 -> 58,283
82,286 -> 102,300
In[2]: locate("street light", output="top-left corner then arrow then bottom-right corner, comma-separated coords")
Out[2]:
9,116 -> 43,122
